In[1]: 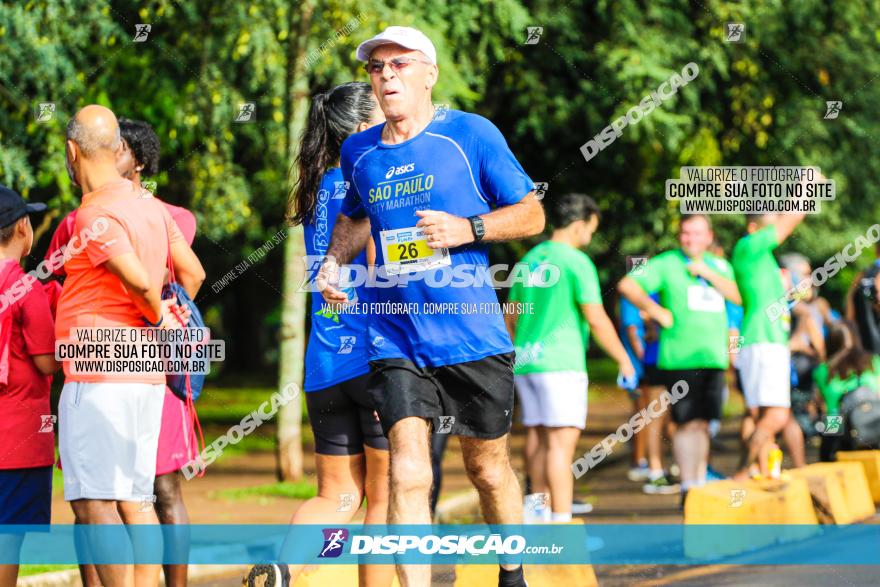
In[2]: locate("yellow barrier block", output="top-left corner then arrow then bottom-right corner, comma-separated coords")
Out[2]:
788,462 -> 875,524
294,566 -> 401,587
455,564 -> 598,587
837,450 -> 880,505
683,478 -> 818,558
454,521 -> 597,587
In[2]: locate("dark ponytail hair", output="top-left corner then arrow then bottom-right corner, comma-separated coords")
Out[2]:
288,82 -> 377,225
826,320 -> 875,381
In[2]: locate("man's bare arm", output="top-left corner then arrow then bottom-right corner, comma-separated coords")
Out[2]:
504,301 -> 521,341
326,213 -> 372,265
318,214 -> 371,304
105,252 -> 163,323
481,192 -> 545,242
32,354 -> 61,375
626,324 -> 644,361
583,303 -> 635,378
170,240 -> 206,299
775,211 -> 807,244
417,192 -> 545,249
618,277 -> 673,328
689,261 -> 742,305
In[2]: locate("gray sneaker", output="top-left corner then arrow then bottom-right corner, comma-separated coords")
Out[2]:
642,475 -> 681,495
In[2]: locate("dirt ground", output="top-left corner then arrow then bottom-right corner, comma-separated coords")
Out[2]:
50,384 -> 755,525
49,384 -> 857,586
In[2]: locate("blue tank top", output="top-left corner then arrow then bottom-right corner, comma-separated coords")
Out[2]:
302,168 -> 370,391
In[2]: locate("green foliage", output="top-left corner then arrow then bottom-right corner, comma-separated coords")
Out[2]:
2,0 -> 878,366
489,0 -> 880,307
210,480 -> 318,501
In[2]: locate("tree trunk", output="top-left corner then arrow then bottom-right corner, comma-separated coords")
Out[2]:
276,0 -> 315,481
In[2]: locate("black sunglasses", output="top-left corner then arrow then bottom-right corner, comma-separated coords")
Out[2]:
364,56 -> 432,75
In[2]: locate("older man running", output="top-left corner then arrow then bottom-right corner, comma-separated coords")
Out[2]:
318,26 -> 544,587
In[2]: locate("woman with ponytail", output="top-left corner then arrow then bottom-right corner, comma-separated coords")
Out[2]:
246,82 -> 390,587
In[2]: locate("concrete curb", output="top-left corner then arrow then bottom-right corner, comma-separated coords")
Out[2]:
20,491 -> 479,586
434,488 -> 481,523
19,564 -> 250,587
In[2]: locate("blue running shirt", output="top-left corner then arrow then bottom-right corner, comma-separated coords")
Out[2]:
303,168 -> 370,391
340,110 -> 534,367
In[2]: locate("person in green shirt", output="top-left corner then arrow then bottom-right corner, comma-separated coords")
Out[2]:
814,320 -> 880,461
618,214 -> 741,503
506,193 -> 634,523
730,211 -> 806,480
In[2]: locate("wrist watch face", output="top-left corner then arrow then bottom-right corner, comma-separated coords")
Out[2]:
471,216 -> 485,240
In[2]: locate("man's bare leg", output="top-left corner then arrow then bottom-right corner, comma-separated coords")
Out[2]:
527,426 -> 548,495
543,427 -> 581,518
459,434 -> 523,571
644,386 -> 667,474
0,535 -> 23,587
118,500 -> 162,587
782,414 -> 806,468
672,420 -> 709,491
740,407 -> 757,446
70,499 -> 133,587
154,472 -> 190,587
631,393 -> 648,467
361,446 -> 394,587
388,417 -> 433,587
734,406 -> 790,480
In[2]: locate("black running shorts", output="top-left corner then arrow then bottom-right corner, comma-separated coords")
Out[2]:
305,373 -> 389,455
659,368 -> 726,424
368,352 -> 516,439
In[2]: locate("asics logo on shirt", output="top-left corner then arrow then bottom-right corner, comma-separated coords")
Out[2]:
385,163 -> 415,179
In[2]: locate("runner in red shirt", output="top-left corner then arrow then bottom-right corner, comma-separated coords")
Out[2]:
0,184 -> 59,587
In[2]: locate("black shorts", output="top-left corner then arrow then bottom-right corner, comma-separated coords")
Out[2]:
368,352 -> 515,439
660,368 -> 725,424
305,373 -> 389,456
642,364 -> 663,387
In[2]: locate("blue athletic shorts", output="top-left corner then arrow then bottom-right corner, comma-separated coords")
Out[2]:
0,466 -> 52,525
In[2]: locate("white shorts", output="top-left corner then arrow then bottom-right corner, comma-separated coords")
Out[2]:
515,371 -> 588,429
59,381 -> 165,501
738,343 -> 791,409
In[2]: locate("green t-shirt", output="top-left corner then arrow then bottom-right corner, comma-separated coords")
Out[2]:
731,225 -> 790,345
813,356 -> 880,415
631,249 -> 733,370
509,240 -> 601,374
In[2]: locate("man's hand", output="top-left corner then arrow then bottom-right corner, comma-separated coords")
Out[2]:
687,260 -> 711,279
650,306 -> 674,329
617,359 -> 639,400
159,298 -> 190,329
619,357 -> 637,380
415,210 -> 474,249
315,257 -> 349,306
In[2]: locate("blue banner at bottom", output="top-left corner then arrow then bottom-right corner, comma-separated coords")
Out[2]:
1,524 -> 879,565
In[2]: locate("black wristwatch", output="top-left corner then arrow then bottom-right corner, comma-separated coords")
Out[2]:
468,215 -> 485,242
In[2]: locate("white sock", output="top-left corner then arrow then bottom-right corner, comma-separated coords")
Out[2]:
551,512 -> 572,523
649,469 -> 664,482
681,480 -> 697,491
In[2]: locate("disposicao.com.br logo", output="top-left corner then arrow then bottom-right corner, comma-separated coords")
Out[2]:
319,528 -> 349,558
321,529 -> 562,556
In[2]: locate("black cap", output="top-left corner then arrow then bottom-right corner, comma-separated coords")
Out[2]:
0,184 -> 47,229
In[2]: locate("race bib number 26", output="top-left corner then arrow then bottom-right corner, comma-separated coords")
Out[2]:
380,226 -> 451,275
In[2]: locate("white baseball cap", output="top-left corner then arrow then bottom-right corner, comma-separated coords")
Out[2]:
356,26 -> 437,64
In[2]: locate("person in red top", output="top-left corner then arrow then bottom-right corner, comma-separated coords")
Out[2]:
0,185 -> 60,587
46,117 -> 203,587
55,105 -> 203,587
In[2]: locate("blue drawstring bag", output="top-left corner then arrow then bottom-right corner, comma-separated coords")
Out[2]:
163,282 -> 206,402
